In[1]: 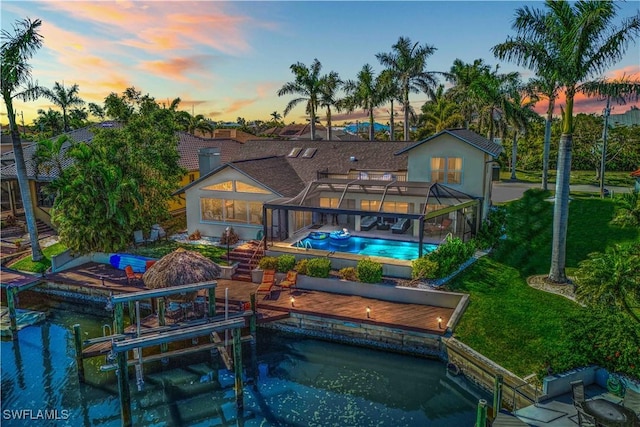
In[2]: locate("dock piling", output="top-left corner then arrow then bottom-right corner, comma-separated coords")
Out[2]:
233,328 -> 244,413
73,324 -> 85,382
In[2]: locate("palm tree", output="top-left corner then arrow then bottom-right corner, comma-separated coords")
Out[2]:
33,135 -> 70,178
611,189 -> 640,228
493,0 -> 640,283
270,111 -> 282,123
34,108 -> 64,136
503,81 -> 540,180
277,59 -> 324,140
342,64 -> 387,141
575,243 -> 640,323
1,17 -> 44,261
176,111 -> 214,136
447,59 -> 492,129
377,69 -> 401,140
319,71 -> 342,140
40,82 -> 85,132
376,36 -> 440,141
418,84 -> 463,136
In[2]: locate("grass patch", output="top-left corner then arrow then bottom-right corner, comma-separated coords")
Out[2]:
447,258 -> 583,377
8,242 -> 68,273
128,240 -> 230,265
449,194 -> 638,377
499,169 -> 634,187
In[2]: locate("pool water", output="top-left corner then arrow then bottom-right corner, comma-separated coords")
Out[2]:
1,303 -> 488,426
294,233 -> 438,260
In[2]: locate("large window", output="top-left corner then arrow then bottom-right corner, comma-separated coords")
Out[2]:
203,180 -> 233,191
320,197 -> 339,208
360,199 -> 381,212
236,181 -> 270,194
294,211 -> 312,231
36,182 -> 55,208
381,201 -> 409,213
202,180 -> 271,194
201,198 -> 263,224
431,157 -> 462,184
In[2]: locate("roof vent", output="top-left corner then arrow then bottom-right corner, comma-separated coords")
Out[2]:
349,156 -> 357,162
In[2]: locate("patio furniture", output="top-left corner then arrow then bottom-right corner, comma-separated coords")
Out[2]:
256,269 -> 276,299
571,380 -> 586,408
145,260 -> 156,271
124,265 -> 143,285
133,230 -> 149,246
624,389 -> 640,417
391,218 -> 410,234
279,271 -> 298,293
376,220 -> 390,231
575,405 -> 598,427
151,224 -> 167,240
426,218 -> 452,233
148,228 -> 160,242
360,216 -> 377,231
581,398 -> 639,427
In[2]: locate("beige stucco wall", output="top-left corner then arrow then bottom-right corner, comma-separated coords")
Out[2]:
184,167 -> 277,241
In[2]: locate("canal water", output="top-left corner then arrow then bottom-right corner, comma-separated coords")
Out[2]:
1,302 -> 489,426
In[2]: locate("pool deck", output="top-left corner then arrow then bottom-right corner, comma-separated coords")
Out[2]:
40,262 -> 453,336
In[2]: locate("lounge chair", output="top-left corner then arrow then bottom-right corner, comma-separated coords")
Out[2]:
426,218 -> 452,233
279,271 -> 298,293
360,216 -> 377,231
125,265 -> 143,285
575,405 -> 597,427
256,269 -> 276,299
623,388 -> 640,416
391,218 -> 410,234
571,380 -> 586,408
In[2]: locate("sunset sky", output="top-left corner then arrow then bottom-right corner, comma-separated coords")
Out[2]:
2,1 -> 639,127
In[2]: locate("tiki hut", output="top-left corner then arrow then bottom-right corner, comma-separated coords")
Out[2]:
143,248 -> 221,300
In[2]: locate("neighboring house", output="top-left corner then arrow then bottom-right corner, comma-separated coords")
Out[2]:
609,106 -> 640,127
177,128 -> 502,245
632,169 -> 640,192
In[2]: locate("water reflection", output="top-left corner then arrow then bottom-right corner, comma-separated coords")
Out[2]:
1,304 -> 489,426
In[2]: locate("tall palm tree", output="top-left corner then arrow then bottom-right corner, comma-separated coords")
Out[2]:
34,108 -> 64,136
377,69 -> 401,140
1,18 -> 44,261
503,80 -> 540,180
376,36 -> 440,141
277,59 -> 324,140
418,84 -> 464,136
447,59 -> 492,129
342,64 -> 387,141
319,71 -> 342,140
493,0 -> 640,283
176,111 -> 214,136
40,82 -> 85,132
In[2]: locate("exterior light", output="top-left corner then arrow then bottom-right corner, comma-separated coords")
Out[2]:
366,306 -> 371,318
437,317 -> 443,329
290,297 -> 295,307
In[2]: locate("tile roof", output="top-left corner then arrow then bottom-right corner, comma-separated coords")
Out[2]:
395,128 -> 503,157
229,156 -> 305,197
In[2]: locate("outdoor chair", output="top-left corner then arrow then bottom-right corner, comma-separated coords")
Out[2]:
256,269 -> 276,299
426,218 -> 452,234
145,260 -> 156,271
571,380 -> 586,408
124,265 -> 143,285
279,271 -> 298,293
391,218 -> 410,234
148,228 -> 160,243
575,405 -> 597,427
360,216 -> 377,231
151,224 -> 167,240
623,388 -> 640,416
133,230 -> 149,247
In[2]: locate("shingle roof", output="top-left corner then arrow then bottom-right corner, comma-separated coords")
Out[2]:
176,132 -> 244,171
232,139 -> 412,183
395,128 -> 503,157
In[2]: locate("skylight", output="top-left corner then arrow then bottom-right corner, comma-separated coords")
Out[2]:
288,147 -> 302,158
302,148 -> 317,158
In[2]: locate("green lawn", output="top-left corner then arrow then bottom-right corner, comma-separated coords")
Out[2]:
500,169 -> 634,187
448,195 -> 638,377
9,242 -> 68,273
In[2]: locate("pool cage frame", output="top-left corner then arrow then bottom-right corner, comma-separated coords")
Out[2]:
261,178 -> 481,259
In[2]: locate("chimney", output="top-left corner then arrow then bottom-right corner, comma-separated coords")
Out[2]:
198,147 -> 221,176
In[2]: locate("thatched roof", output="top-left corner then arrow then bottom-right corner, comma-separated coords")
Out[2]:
143,247 -> 221,290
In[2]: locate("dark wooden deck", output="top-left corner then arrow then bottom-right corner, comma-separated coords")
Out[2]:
45,262 -> 452,338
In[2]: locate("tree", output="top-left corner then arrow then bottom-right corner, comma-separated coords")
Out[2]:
611,189 -> 640,228
1,18 -> 44,261
33,135 -> 70,178
503,80 -> 540,180
377,37 -> 440,141
270,111 -> 282,123
49,97 -> 185,253
446,58 -> 492,129
176,111 -> 214,136
417,84 -> 463,137
34,108 -> 63,136
575,243 -> 640,323
493,0 -> 640,283
318,71 -> 342,140
277,59 -> 324,140
342,64 -> 387,141
88,102 -> 105,121
40,82 -> 85,132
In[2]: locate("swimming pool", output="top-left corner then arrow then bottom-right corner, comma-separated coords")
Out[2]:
293,232 -> 438,260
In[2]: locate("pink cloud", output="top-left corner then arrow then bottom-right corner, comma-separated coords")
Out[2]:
225,98 -> 258,114
137,56 -> 214,82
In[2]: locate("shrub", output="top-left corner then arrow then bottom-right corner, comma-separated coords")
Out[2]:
357,258 -> 383,284
338,267 -> 358,281
475,206 -> 507,250
306,257 -> 331,278
294,258 -> 309,275
220,226 -> 240,245
277,254 -> 296,273
411,256 -> 439,280
258,256 -> 278,270
428,236 -> 476,278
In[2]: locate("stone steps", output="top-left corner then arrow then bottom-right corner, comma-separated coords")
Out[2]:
226,241 -> 264,282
